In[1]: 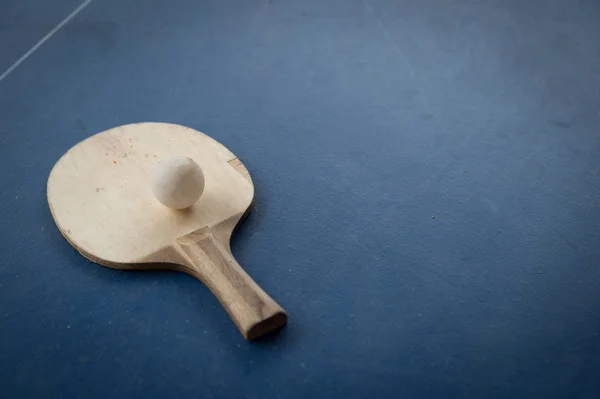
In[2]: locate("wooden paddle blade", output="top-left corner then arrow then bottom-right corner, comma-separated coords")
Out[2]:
174,230 -> 287,340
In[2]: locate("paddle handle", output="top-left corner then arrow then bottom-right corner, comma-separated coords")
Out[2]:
174,231 -> 287,340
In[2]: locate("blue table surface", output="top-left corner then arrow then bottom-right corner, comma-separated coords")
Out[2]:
1,0 -> 599,397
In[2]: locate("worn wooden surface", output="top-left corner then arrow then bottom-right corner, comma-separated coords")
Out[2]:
47,122 -> 286,339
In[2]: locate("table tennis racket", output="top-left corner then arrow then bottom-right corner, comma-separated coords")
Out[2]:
47,122 -> 287,340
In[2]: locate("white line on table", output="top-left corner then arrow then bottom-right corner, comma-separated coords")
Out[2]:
0,0 -> 93,84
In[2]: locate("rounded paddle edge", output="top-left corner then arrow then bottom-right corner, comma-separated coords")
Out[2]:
46,121 -> 254,269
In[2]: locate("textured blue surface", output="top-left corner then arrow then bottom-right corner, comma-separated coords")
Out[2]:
0,0 -> 82,73
1,0 -> 600,397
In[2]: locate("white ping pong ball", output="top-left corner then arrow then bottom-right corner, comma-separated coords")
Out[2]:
152,155 -> 205,209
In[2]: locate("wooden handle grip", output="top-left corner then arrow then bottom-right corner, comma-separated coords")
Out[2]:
174,230 -> 287,340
